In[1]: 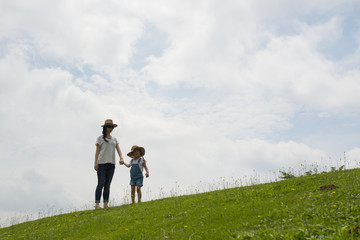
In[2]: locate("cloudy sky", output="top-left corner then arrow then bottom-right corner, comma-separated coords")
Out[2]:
1,0 -> 360,226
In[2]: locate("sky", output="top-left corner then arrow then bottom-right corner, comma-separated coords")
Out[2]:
1,0 -> 360,227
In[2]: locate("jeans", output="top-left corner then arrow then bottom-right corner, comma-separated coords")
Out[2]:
95,163 -> 115,203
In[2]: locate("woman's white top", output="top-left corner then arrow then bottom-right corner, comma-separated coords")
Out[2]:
96,136 -> 119,164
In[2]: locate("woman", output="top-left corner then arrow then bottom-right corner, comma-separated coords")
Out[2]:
94,119 -> 124,209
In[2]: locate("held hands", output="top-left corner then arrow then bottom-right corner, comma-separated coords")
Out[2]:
119,159 -> 125,165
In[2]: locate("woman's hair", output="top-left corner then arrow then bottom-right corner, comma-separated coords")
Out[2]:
102,126 -> 109,142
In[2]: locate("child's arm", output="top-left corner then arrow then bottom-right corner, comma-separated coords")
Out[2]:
123,161 -> 131,168
143,160 -> 149,177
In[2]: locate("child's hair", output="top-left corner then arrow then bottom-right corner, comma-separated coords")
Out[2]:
102,126 -> 109,142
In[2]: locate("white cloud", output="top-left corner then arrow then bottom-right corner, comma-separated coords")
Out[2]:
346,148 -> 360,168
0,169 -> 67,211
142,4 -> 360,113
0,0 -> 144,69
242,18 -> 360,110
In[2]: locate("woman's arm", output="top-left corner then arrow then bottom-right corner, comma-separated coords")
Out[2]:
116,144 -> 124,165
94,144 -> 101,171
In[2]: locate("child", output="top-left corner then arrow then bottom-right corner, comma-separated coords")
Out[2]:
121,145 -> 149,203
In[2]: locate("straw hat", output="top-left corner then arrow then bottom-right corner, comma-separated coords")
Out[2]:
127,145 -> 145,157
101,119 -> 118,128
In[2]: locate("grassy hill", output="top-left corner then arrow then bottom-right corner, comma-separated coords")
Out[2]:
1,168 -> 360,239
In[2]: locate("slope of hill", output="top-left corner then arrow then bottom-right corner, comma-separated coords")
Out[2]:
1,169 -> 359,239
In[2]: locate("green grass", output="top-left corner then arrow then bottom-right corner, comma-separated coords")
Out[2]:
1,168 -> 360,239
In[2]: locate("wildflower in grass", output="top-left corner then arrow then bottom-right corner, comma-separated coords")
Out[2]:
184,225 -> 188,228
125,228 -> 129,231
291,188 -> 295,191
333,205 -> 337,208
332,191 -> 336,194
258,215 -> 261,218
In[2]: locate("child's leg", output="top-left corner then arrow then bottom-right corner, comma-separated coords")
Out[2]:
131,185 -> 136,204
136,186 -> 142,203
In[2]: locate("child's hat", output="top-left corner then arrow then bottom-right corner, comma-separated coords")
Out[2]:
127,145 -> 145,157
101,119 -> 118,128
